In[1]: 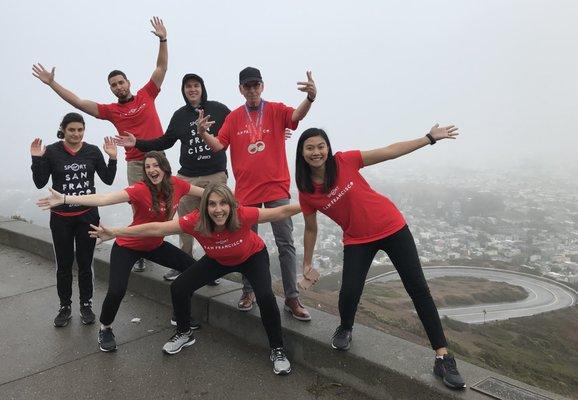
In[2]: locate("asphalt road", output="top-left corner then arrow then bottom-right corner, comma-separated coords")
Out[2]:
367,266 -> 577,324
0,243 -> 371,400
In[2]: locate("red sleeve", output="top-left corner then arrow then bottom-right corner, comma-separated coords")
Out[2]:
124,183 -> 146,205
172,176 -> 192,199
239,206 -> 259,226
216,113 -> 232,149
298,192 -> 316,216
339,150 -> 364,170
139,79 -> 161,99
273,102 -> 298,130
178,210 -> 200,236
96,103 -> 113,121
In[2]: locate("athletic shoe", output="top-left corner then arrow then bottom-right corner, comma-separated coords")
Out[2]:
170,314 -> 201,330
80,302 -> 96,325
162,329 -> 195,355
331,325 -> 352,351
163,269 -> 180,281
207,279 -> 221,286
434,354 -> 466,389
270,347 -> 291,375
237,292 -> 256,311
53,305 -> 72,327
98,327 -> 117,352
133,259 -> 146,272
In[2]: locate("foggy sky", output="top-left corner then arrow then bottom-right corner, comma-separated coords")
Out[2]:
2,0 -> 577,189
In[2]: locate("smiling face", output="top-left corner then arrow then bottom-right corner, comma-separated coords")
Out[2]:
108,74 -> 131,101
302,135 -> 329,169
184,79 -> 203,107
207,192 -> 231,229
239,81 -> 264,107
62,122 -> 85,147
144,157 -> 165,186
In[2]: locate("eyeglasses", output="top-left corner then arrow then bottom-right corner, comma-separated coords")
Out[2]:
242,82 -> 262,90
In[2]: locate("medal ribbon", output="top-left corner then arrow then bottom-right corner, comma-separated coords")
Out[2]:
244,100 -> 265,144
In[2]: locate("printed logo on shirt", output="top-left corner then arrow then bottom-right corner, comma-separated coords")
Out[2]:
120,103 -> 147,117
322,181 -> 354,211
62,163 -> 92,195
188,120 -> 213,159
235,127 -> 272,136
205,238 -> 244,251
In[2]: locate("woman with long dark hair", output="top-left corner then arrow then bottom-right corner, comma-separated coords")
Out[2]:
31,112 -> 117,327
88,183 -> 300,375
37,151 -> 203,352
294,126 -> 466,389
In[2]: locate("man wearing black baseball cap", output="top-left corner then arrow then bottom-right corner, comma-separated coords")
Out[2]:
198,66 -> 316,321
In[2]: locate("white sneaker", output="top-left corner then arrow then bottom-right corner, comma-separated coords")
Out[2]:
162,329 -> 195,355
270,347 -> 291,375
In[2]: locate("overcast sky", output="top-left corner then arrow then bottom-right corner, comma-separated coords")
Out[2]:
2,0 -> 578,190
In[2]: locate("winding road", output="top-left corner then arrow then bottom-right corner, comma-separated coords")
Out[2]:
367,266 -> 577,324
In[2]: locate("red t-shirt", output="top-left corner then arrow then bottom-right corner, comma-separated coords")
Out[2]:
115,176 -> 191,251
299,151 -> 406,245
178,206 -> 265,266
217,101 -> 298,205
97,80 -> 163,161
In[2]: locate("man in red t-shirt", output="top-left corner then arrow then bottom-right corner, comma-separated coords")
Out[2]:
32,16 -> 168,186
198,67 -> 317,321
33,16 -> 169,272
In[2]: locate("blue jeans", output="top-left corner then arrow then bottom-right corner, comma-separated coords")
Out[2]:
242,198 -> 299,299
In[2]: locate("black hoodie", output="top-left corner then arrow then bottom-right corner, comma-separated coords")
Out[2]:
135,74 -> 230,177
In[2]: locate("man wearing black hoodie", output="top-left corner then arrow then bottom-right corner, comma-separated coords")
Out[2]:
116,74 -> 230,281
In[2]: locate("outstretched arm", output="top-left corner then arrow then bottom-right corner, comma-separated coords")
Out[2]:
32,63 -> 99,117
89,219 -> 182,242
149,16 -> 168,88
197,109 -> 225,152
292,71 -> 316,122
257,204 -> 301,224
361,124 -> 459,167
37,188 -> 129,210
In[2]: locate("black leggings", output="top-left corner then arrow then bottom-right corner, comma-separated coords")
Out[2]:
50,209 -> 99,307
99,241 -> 194,326
171,247 -> 283,349
340,225 -> 448,350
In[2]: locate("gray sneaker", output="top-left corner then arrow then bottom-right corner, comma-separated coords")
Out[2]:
163,269 -> 181,281
133,259 -> 146,272
270,347 -> 291,375
162,329 -> 195,355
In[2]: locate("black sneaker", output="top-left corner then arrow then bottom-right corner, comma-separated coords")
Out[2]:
270,347 -> 291,375
133,259 -> 146,272
98,327 -> 117,352
207,279 -> 221,286
54,305 -> 72,327
331,325 -> 352,351
163,269 -> 181,281
434,354 -> 466,389
170,314 -> 201,330
80,302 -> 95,325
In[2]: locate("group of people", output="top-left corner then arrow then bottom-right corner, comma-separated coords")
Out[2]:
31,17 -> 466,389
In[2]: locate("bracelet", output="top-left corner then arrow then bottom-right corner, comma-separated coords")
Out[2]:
63,194 -> 66,205
160,38 -> 167,42
426,133 -> 436,145
307,95 -> 315,103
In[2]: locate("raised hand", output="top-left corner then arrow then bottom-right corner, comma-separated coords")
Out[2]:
30,138 -> 46,157
89,224 -> 116,244
150,16 -> 167,40
429,124 -> 459,141
36,188 -> 64,210
297,71 -> 316,100
114,131 -> 136,148
103,137 -> 117,159
32,63 -> 55,85
196,109 -> 215,136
